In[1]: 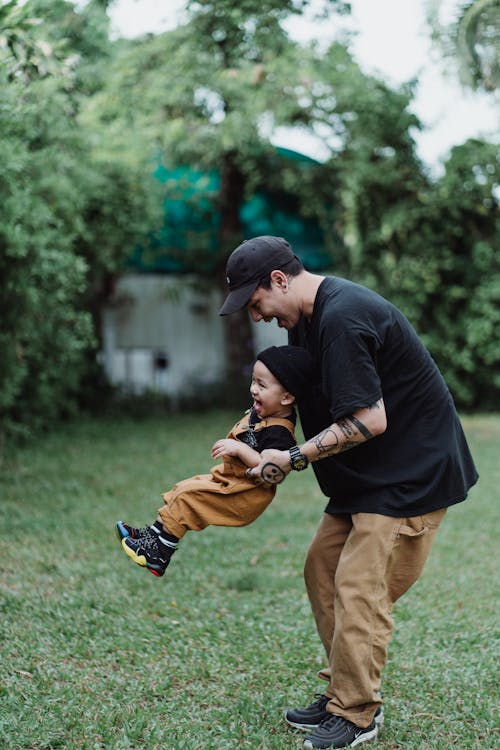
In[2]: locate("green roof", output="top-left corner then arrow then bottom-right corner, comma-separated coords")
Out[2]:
128,148 -> 332,273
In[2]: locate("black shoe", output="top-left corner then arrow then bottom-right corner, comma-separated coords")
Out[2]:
121,528 -> 170,577
285,695 -> 330,731
286,695 -> 383,733
303,714 -> 378,749
115,521 -> 148,541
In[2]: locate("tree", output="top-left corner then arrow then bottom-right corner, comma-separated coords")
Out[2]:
288,36 -> 499,409
0,0 -> 162,437
427,0 -> 500,92
418,139 -> 499,407
82,0 -> 351,387
347,137 -> 499,409
302,42 -> 426,275
0,0 -> 94,435
3,0 -> 496,429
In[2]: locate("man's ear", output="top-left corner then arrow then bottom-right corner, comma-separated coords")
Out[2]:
270,270 -> 288,289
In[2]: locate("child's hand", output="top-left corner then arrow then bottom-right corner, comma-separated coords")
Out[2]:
211,438 -> 241,459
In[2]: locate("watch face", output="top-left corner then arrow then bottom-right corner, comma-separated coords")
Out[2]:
290,447 -> 308,471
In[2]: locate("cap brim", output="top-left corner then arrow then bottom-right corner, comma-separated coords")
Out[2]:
219,279 -> 259,316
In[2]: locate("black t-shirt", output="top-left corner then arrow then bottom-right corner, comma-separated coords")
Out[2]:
238,407 -> 296,452
289,277 -> 478,517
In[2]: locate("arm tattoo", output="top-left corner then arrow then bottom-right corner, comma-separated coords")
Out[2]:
309,413 -> 375,459
315,428 -> 339,454
346,415 -> 373,441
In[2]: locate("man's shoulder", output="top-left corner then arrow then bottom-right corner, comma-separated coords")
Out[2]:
321,275 -> 382,301
318,276 -> 393,320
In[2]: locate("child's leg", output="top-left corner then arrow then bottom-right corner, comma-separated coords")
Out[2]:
157,473 -> 274,538
119,470 -> 273,578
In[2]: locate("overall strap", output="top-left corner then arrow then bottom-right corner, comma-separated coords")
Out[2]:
253,417 -> 295,437
230,414 -> 295,439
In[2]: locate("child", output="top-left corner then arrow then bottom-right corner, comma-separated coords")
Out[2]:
117,345 -> 314,577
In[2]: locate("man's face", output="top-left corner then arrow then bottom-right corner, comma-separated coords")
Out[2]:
246,277 -> 300,330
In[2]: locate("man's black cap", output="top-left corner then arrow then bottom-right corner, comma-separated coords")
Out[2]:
219,236 -> 296,316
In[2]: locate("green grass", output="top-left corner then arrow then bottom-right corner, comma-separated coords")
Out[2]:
0,412 -> 498,749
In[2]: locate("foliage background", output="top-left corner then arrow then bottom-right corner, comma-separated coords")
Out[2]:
0,0 -> 498,438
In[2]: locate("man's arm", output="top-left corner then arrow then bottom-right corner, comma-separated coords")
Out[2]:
247,399 -> 386,484
303,399 -> 386,460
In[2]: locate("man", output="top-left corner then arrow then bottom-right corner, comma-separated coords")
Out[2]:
219,235 -> 478,749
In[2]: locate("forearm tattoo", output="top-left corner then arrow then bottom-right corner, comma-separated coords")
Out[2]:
315,428 -> 340,454
308,400 -> 381,459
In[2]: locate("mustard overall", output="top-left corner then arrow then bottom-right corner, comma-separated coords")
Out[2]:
157,413 -> 295,539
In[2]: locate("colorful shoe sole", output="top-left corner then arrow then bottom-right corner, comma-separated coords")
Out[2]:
120,538 -> 166,577
121,537 -> 147,566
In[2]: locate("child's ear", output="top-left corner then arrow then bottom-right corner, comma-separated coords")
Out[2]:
281,391 -> 295,406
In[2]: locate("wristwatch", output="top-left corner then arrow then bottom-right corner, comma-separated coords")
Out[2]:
289,445 -> 309,471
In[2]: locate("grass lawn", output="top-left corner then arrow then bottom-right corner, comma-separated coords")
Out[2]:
0,412 -> 498,750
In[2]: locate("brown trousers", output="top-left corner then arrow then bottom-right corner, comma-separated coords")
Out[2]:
157,457 -> 275,538
304,508 -> 446,728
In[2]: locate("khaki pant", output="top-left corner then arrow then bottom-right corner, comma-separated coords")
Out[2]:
304,508 -> 446,728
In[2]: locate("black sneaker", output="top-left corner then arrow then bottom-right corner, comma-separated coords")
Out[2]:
285,695 -> 330,731
286,695 -> 383,733
115,521 -> 148,541
303,714 -> 378,748
121,528 -> 170,577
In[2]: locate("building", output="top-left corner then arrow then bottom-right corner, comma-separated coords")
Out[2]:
101,149 -> 334,397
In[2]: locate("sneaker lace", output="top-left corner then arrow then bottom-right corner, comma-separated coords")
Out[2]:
311,694 -> 330,710
138,527 -> 160,551
135,525 -> 152,536
318,714 -> 344,731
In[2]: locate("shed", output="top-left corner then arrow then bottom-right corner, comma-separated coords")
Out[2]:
101,148 -> 334,397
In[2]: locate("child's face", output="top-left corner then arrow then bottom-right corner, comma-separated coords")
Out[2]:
250,360 -> 294,418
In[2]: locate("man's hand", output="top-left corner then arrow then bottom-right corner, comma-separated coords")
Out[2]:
246,449 -> 291,485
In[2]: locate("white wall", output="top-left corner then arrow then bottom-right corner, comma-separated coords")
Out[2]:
251,315 -> 287,351
101,274 -> 285,396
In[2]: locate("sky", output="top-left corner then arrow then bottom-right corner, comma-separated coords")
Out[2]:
107,0 -> 499,176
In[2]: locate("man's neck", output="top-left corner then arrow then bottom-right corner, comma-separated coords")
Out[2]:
300,272 -> 325,320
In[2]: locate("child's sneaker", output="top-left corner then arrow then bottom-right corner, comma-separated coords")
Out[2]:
115,521 -> 147,541
121,528 -> 170,577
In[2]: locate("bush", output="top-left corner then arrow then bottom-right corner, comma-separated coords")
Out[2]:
0,0 -> 162,438
354,140 -> 499,409
0,72 -> 95,435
